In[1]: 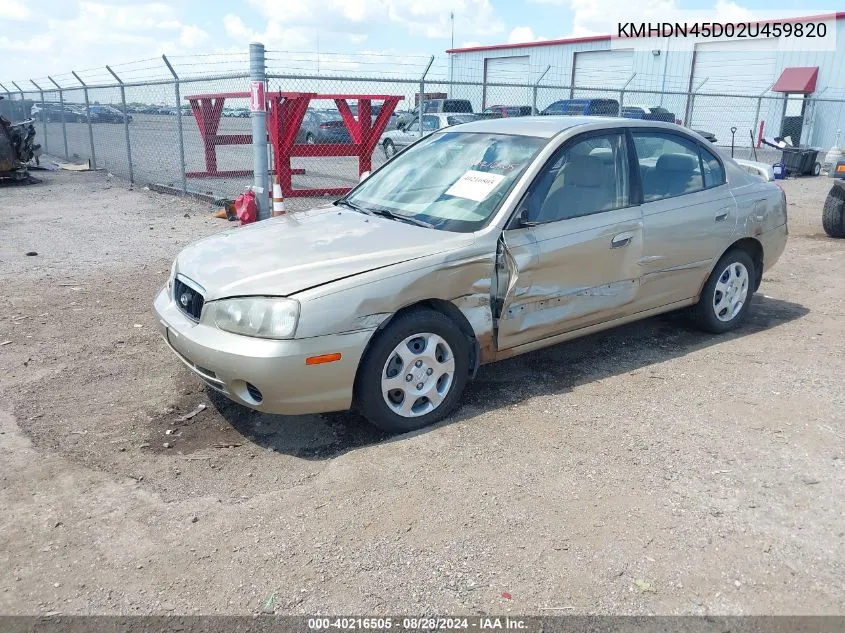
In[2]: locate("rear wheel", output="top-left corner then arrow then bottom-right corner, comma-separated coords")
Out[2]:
692,249 -> 755,333
305,132 -> 315,145
822,185 -> 845,238
383,139 -> 396,158
355,309 -> 469,433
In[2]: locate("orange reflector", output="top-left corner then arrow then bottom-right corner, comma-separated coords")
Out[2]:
305,353 -> 342,365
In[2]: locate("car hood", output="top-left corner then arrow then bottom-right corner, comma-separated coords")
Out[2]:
175,205 -> 474,301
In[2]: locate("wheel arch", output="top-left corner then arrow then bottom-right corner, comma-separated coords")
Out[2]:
727,237 -> 765,291
352,299 -> 481,399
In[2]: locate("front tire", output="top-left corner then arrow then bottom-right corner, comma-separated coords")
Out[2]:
383,139 -> 396,158
305,132 -> 315,145
692,249 -> 755,333
355,309 -> 470,433
822,185 -> 845,238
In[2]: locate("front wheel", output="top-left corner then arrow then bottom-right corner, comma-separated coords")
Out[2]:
355,309 -> 470,433
383,139 -> 396,158
305,132 -> 315,145
692,249 -> 755,333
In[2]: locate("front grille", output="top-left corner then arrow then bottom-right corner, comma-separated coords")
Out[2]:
173,277 -> 204,321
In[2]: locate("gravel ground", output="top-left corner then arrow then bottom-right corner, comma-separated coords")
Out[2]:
0,167 -> 843,616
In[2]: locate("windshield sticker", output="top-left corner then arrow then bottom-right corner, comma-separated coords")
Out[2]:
445,170 -> 505,202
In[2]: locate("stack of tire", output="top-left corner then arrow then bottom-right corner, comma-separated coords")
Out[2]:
823,180 -> 845,238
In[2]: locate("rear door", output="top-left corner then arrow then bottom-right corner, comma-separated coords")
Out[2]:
495,130 -> 645,350
632,129 -> 737,309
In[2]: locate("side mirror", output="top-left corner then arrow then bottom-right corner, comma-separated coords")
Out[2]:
508,199 -> 538,229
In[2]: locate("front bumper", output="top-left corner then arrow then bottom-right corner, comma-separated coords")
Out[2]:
153,287 -> 375,415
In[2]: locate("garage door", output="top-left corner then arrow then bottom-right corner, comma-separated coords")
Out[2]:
573,49 -> 634,97
484,56 -> 531,109
688,39 -> 779,147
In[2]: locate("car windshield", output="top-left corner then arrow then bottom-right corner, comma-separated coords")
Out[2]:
344,131 -> 546,232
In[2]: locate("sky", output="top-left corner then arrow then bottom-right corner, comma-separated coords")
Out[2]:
0,0 -> 837,85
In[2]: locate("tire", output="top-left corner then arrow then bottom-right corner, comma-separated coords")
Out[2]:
383,139 -> 396,158
813,162 -> 822,176
305,133 -> 315,145
692,248 -> 756,333
822,186 -> 845,238
355,309 -> 470,433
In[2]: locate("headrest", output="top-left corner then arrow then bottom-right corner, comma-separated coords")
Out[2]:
656,152 -> 699,173
562,155 -> 603,188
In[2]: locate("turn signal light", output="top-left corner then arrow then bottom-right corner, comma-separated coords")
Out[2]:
836,164 -> 845,173
306,353 -> 342,365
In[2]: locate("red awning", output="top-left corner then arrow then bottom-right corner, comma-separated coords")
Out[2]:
772,67 -> 819,94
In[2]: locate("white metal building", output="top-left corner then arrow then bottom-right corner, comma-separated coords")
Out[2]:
447,12 -> 845,148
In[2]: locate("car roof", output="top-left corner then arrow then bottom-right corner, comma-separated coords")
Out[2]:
446,116 -> 700,139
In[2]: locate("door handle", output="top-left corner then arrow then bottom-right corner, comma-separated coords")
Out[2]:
715,211 -> 729,222
611,232 -> 633,249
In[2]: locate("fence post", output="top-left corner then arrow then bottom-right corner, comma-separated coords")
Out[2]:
162,55 -> 187,194
247,42 -> 269,220
71,71 -> 97,169
418,56 -> 434,139
532,65 -> 551,115
618,73 -> 636,116
47,77 -> 68,159
11,81 -> 26,124
106,65 -> 134,185
30,80 -> 48,155
684,78 -> 707,128
751,83 -> 774,147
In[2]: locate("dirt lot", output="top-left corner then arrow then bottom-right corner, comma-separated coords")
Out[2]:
0,168 -> 843,616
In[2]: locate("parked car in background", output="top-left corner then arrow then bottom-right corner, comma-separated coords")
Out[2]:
540,98 -> 620,116
89,105 -> 132,123
156,117 -> 787,433
296,111 -> 352,145
396,99 -> 474,130
30,103 -> 86,123
381,113 -> 480,157
621,105 -> 679,123
482,105 -> 535,118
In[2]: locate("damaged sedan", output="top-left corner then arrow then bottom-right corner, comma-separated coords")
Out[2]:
155,117 -> 788,433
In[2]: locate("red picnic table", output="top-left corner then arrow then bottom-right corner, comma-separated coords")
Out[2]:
184,91 -> 401,198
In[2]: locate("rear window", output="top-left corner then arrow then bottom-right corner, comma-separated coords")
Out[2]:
592,100 -> 620,115
444,100 -> 472,113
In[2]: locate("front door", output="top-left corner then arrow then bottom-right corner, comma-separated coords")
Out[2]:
495,130 -> 645,351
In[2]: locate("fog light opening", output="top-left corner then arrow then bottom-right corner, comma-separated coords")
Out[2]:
245,383 -> 263,403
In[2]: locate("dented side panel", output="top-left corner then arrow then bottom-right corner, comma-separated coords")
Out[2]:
495,206 -> 645,351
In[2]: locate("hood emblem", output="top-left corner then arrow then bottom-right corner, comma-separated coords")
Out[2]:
179,292 -> 192,308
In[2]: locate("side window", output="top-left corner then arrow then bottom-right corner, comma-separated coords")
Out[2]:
632,132 -> 704,202
527,132 -> 630,224
422,115 -> 439,131
406,121 -> 419,132
700,145 -> 725,188
545,101 -> 564,115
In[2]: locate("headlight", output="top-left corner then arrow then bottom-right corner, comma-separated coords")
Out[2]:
205,297 -> 299,339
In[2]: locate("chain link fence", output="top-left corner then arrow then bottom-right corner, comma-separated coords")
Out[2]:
3,48 -> 845,214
